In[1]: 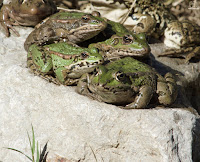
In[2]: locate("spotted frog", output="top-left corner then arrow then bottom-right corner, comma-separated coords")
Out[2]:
124,0 -> 200,62
77,57 -> 177,108
0,0 -> 57,37
27,42 -> 104,85
159,20 -> 200,63
24,11 -> 107,51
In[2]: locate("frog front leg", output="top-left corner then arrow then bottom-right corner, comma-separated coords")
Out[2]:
76,73 -> 90,95
76,73 -> 98,99
125,85 -> 154,109
54,67 -> 79,85
0,5 -> 20,37
156,73 -> 177,106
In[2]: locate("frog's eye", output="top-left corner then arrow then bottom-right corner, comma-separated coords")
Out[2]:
91,11 -> 101,17
82,15 -> 90,22
123,35 -> 134,44
115,71 -> 126,81
80,52 -> 89,59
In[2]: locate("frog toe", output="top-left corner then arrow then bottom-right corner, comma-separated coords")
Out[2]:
157,73 -> 177,106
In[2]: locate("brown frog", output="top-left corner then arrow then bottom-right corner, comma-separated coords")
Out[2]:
24,11 -> 107,51
0,0 -> 57,37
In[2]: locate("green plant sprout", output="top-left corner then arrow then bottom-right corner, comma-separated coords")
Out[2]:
5,125 -> 48,162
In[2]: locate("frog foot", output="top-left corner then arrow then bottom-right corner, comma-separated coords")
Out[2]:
125,85 -> 154,109
156,73 -> 177,106
0,5 -> 20,37
76,74 -> 90,95
185,46 -> 200,63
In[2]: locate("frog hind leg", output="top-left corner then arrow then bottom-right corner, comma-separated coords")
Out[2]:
27,47 -> 60,85
156,73 -> 178,106
27,57 -> 60,85
185,46 -> 200,63
125,85 -> 154,109
0,5 -> 20,37
158,46 -> 200,63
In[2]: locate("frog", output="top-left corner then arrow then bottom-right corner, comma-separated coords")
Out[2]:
74,13 -> 151,61
88,33 -> 150,61
120,0 -> 199,62
0,0 -> 57,37
24,11 -> 107,51
77,57 -> 177,108
123,13 -> 156,36
127,0 -> 177,39
158,20 -> 200,63
27,42 -> 104,85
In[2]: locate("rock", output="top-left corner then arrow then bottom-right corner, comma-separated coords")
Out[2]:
0,16 -> 200,162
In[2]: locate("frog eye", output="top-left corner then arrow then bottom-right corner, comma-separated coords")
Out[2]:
91,11 -> 101,17
82,15 -> 90,22
123,35 -> 134,44
115,71 -> 126,81
80,52 -> 89,59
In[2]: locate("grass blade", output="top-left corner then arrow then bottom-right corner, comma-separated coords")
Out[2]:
6,147 -> 32,161
39,142 -> 48,162
31,125 -> 36,161
27,130 -> 33,160
36,141 -> 39,162
43,151 -> 49,162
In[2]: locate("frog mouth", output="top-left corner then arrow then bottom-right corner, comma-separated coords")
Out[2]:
66,60 -> 102,78
69,24 -> 107,42
67,60 -> 103,76
104,47 -> 150,58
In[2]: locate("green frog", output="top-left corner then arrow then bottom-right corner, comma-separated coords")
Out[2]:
77,15 -> 151,60
159,20 -> 200,63
77,57 -> 177,108
24,11 -> 107,51
27,42 -> 104,85
0,0 -> 57,37
88,33 -> 150,60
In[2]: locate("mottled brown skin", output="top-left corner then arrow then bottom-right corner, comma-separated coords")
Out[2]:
24,11 -> 107,51
0,0 -> 57,37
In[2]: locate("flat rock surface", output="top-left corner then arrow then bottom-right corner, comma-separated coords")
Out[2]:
0,25 -> 200,162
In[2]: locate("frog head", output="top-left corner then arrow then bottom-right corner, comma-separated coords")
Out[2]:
89,33 -> 150,60
15,0 -> 56,16
44,42 -> 104,82
49,11 -> 107,43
